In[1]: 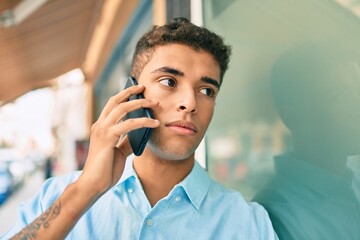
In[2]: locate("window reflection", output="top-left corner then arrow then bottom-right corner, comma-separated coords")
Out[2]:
254,43 -> 360,239
204,0 -> 360,238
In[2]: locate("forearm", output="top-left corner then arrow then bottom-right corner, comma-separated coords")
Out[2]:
9,86 -> 157,239
10,181 -> 99,240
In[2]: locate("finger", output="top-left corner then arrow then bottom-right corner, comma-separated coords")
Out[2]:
113,117 -> 160,147
105,98 -> 159,126
99,85 -> 145,120
116,117 -> 160,134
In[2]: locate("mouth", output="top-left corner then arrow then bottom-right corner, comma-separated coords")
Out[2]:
165,120 -> 198,135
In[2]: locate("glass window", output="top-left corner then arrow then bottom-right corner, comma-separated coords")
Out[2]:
94,1 -> 153,118
203,1 -> 360,239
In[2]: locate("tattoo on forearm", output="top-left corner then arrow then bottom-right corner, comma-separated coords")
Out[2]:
11,199 -> 62,240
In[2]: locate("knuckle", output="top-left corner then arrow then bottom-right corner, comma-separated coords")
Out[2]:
127,118 -> 136,124
90,122 -> 107,137
90,122 -> 98,132
140,99 -> 149,107
108,96 -> 116,103
117,104 -> 127,114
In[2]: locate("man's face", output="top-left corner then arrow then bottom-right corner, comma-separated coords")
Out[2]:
137,44 -> 221,161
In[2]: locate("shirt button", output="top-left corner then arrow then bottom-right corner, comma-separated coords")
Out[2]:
128,188 -> 134,193
146,218 -> 154,226
175,196 -> 181,202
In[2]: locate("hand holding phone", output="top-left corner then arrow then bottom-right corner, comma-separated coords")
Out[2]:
123,76 -> 154,156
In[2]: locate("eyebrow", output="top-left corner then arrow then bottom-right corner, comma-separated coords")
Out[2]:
152,66 -> 184,76
152,66 -> 220,89
202,76 -> 220,90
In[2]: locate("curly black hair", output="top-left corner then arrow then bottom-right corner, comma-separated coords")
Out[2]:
131,18 -> 232,85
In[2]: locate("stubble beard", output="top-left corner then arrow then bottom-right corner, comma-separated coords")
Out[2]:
146,128 -> 198,162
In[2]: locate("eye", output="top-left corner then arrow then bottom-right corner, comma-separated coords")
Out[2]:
200,88 -> 215,97
159,78 -> 176,88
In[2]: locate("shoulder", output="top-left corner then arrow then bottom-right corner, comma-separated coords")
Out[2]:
1,172 -> 82,239
38,171 -> 82,205
42,171 -> 82,189
19,171 -> 81,213
210,182 -> 270,216
205,179 -> 264,214
203,181 -> 278,239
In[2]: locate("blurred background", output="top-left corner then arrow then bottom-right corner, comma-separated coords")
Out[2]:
1,0 -> 360,238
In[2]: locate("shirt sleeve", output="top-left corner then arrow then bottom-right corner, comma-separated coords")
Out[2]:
0,172 -> 80,239
248,201 -> 279,240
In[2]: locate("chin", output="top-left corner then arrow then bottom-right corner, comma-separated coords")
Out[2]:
147,139 -> 196,161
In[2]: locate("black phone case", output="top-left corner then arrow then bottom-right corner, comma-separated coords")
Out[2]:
123,77 -> 154,156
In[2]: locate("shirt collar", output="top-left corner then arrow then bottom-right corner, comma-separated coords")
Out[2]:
113,156 -> 212,210
114,155 -> 137,187
177,161 -> 212,210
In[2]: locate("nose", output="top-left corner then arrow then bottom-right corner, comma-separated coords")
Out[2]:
177,92 -> 197,114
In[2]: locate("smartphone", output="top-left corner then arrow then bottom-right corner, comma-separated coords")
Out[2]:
123,76 -> 154,156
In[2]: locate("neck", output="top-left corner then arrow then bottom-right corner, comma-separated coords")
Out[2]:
133,149 -> 194,207
292,135 -> 349,176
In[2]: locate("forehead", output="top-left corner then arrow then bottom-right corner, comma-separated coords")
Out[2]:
140,44 -> 221,81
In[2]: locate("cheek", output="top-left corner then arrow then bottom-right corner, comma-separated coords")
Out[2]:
144,92 -> 168,119
143,84 -> 166,100
143,85 -> 172,108
199,103 -> 215,127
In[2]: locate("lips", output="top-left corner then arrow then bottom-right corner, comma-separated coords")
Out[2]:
165,120 -> 198,135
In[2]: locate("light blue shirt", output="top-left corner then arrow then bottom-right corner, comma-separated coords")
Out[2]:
2,157 -> 278,239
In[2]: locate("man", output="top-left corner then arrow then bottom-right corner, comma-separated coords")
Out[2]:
3,18 -> 277,239
254,42 -> 360,239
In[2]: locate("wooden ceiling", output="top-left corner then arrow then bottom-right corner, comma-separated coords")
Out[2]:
0,0 -> 139,105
